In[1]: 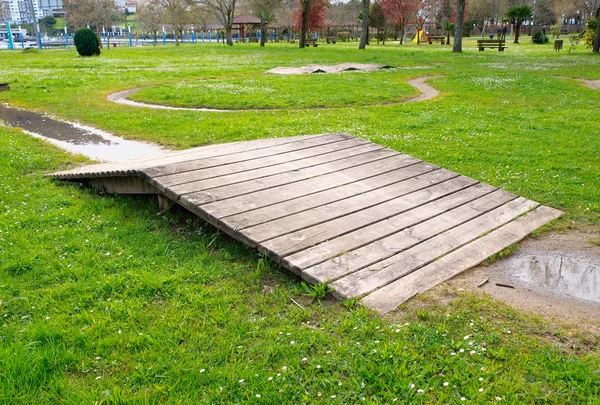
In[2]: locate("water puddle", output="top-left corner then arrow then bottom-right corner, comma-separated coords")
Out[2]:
505,251 -> 599,303
0,103 -> 167,162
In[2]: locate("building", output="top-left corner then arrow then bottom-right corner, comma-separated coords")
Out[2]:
37,0 -> 62,15
0,0 -> 43,23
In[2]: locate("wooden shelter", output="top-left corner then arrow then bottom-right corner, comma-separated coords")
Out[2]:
233,14 -> 262,41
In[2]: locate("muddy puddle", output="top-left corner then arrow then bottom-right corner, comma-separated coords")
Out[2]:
0,104 -> 167,162
509,251 -> 599,303
449,233 -> 600,326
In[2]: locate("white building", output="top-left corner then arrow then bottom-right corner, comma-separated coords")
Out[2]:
1,0 -> 43,23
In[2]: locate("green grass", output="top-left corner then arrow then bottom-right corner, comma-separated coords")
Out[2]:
0,39 -> 598,228
1,127 -> 599,403
130,70 -> 418,109
1,39 -> 600,403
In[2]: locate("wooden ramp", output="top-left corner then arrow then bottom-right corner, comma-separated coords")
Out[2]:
51,133 -> 562,314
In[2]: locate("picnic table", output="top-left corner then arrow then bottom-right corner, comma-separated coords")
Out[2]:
428,35 -> 445,45
305,38 -> 319,47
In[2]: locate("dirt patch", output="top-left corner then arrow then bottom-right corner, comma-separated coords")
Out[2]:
0,103 -> 167,162
267,63 -> 394,75
405,77 -> 440,102
580,79 -> 600,90
445,232 -> 600,331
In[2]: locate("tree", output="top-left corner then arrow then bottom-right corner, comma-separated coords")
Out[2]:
198,0 -> 238,46
63,0 -> 121,47
443,20 -> 454,43
294,0 -> 328,47
160,0 -> 190,46
370,0 -> 387,43
506,5 -> 532,43
137,0 -> 163,45
39,16 -> 57,32
453,0 -> 466,51
594,7 -> 600,52
382,0 -> 420,44
250,0 -> 283,46
359,0 -> 370,48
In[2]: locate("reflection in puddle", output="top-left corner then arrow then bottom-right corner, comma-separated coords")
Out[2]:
506,252 -> 599,303
0,104 -> 167,162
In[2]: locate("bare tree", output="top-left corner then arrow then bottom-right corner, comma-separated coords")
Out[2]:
198,0 -> 238,45
160,0 -> 191,46
299,0 -> 311,47
249,0 -> 283,46
138,0 -> 163,45
453,0 -> 466,52
359,0 -> 370,48
64,0 -> 121,47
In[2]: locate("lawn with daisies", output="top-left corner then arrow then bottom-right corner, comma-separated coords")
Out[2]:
1,39 -> 599,403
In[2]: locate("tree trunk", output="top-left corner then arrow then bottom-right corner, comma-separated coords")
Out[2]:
175,30 -> 180,46
260,19 -> 266,47
154,32 -> 157,46
453,0 -> 465,52
594,8 -> 600,52
514,23 -> 520,44
226,26 -> 233,46
299,0 -> 310,48
359,0 -> 369,49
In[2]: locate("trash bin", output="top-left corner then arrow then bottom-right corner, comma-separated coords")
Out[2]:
554,40 -> 563,51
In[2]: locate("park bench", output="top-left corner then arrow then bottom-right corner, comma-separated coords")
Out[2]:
326,37 -> 337,44
477,39 -> 507,51
428,35 -> 445,45
305,38 -> 318,47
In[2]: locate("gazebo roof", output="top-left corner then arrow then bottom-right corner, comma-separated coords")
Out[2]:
233,14 -> 262,25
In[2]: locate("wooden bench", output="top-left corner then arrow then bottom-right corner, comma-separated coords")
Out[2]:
428,35 -> 445,45
305,38 -> 318,47
477,39 -> 507,51
326,36 -> 337,44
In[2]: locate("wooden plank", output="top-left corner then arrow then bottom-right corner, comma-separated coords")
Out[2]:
161,142 -> 383,198
144,134 -> 360,179
331,197 -> 539,298
360,206 -> 563,314
50,133 -> 334,179
179,149 -> 412,206
223,163 -> 439,231
259,176 -> 479,261
240,169 -> 459,246
195,155 -> 427,221
296,187 -> 510,279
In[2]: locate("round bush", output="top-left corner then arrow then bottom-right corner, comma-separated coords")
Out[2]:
73,28 -> 100,57
531,30 -> 549,44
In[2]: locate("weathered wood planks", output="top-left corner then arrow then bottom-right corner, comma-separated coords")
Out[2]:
51,133 -> 562,314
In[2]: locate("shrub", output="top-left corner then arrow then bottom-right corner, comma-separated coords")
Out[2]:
336,31 -> 351,41
583,19 -> 598,49
531,30 -> 548,44
73,28 -> 100,57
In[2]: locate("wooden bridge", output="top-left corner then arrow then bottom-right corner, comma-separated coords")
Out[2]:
51,133 -> 562,314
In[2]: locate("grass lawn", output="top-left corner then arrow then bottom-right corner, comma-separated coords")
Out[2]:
0,38 -> 599,403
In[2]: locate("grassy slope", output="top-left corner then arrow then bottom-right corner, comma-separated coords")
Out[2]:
0,39 -> 599,403
0,40 -> 598,228
0,127 -> 599,404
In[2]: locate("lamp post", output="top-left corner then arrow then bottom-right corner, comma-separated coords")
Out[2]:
5,22 -> 14,50
162,25 -> 166,45
128,23 -> 132,46
63,23 -> 68,47
17,24 -> 24,48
